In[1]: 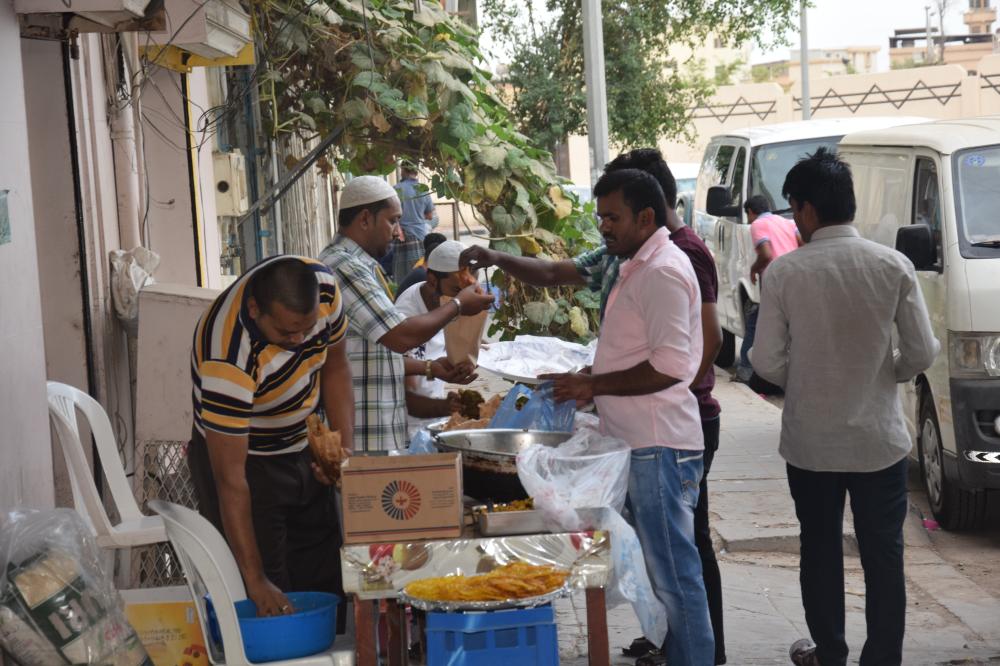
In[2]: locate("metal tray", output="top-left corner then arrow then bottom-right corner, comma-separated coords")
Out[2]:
476,509 -> 547,536
397,584 -> 569,612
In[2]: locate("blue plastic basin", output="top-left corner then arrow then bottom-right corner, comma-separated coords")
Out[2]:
206,591 -> 339,663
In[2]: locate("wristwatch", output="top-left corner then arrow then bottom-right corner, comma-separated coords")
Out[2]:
425,359 -> 435,380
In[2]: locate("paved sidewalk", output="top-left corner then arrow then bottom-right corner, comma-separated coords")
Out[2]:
561,371 -> 1000,665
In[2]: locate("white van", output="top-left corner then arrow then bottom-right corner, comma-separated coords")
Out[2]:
838,116 -> 1000,529
694,117 -> 926,366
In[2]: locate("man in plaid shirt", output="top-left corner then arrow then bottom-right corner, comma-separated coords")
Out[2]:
320,176 -> 493,451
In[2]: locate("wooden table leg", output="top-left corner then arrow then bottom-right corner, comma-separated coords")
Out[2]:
585,587 -> 610,666
354,597 -> 377,666
386,598 -> 409,666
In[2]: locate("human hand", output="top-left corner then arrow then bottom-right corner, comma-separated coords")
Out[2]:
750,269 -> 759,285
246,577 -> 294,617
538,372 -> 595,404
310,457 -> 348,487
432,358 -> 478,384
459,245 -> 498,269
456,284 -> 494,315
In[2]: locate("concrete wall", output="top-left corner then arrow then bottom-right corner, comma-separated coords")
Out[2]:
568,56 -> 1000,179
0,2 -> 54,510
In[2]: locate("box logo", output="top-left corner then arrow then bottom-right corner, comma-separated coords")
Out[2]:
381,480 -> 422,520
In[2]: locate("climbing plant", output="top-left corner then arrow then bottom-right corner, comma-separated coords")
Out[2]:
246,0 -> 601,340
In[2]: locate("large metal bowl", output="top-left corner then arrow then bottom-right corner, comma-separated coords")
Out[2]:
433,429 -> 573,502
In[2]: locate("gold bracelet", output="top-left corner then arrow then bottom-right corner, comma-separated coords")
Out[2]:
425,359 -> 434,380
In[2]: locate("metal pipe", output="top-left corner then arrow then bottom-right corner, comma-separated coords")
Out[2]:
582,0 -> 610,185
799,0 -> 811,120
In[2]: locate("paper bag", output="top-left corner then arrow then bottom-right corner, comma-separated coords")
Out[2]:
441,296 -> 489,365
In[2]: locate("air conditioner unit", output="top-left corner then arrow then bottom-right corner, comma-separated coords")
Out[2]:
147,0 -> 251,59
213,150 -> 249,217
15,0 -> 154,31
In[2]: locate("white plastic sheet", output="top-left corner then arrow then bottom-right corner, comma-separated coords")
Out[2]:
477,335 -> 596,382
516,428 -> 669,646
109,246 -> 159,334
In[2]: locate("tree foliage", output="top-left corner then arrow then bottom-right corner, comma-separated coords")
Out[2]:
246,0 -> 602,340
481,0 -> 800,151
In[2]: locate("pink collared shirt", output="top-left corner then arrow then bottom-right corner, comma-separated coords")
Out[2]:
592,227 -> 704,451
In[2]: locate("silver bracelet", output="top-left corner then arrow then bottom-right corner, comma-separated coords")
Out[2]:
450,297 -> 462,321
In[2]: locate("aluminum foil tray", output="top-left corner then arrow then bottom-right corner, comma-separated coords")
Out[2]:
476,509 -> 547,536
397,583 -> 569,612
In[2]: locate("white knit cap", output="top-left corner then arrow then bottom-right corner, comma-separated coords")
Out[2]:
340,175 -> 399,209
426,240 -> 465,272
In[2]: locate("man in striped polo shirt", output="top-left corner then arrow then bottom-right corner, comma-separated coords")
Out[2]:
189,256 -> 352,618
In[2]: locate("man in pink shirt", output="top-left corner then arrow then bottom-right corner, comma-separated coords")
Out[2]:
545,169 -> 714,665
737,195 -> 801,383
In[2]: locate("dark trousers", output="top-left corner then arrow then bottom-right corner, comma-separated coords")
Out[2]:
694,416 -> 726,664
787,458 -> 908,666
187,430 -> 345,603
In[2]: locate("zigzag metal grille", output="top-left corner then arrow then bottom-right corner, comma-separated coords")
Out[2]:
980,73 -> 1000,96
793,79 -> 961,113
690,97 -> 778,123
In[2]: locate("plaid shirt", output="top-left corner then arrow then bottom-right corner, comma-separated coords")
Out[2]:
320,236 -> 408,451
573,245 -> 619,321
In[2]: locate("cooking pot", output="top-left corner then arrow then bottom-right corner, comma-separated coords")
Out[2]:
433,429 -> 572,502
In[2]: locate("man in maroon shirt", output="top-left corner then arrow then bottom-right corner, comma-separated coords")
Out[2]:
606,149 -> 726,665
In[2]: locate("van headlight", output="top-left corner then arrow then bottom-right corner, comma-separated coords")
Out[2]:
949,332 -> 1000,378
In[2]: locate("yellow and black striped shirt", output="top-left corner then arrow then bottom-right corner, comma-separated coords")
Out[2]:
191,256 -> 348,454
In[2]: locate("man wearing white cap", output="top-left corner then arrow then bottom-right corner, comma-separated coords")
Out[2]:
396,240 -> 481,428
320,176 -> 494,451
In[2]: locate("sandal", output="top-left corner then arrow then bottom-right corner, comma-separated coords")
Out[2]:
622,636 -> 656,658
635,648 -> 668,666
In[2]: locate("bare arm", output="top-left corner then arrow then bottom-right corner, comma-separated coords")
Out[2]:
320,337 -> 354,452
694,302 -> 722,386
379,284 -> 493,352
405,390 -> 456,418
204,430 -> 291,616
750,241 -> 774,285
460,246 -> 584,288
544,361 -> 680,403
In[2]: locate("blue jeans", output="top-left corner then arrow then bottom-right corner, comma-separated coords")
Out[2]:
628,447 -> 715,665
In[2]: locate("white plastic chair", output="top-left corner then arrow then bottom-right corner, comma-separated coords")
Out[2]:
46,381 -> 167,548
149,500 -> 354,666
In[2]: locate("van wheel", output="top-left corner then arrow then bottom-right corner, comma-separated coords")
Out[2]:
918,395 -> 989,530
716,330 -> 736,368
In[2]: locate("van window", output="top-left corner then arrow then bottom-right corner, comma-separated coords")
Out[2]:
696,143 -> 736,209
749,138 -> 838,214
954,146 -> 1000,258
730,147 -> 747,212
912,158 -> 943,270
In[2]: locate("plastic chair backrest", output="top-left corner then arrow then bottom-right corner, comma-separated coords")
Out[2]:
148,500 -> 249,666
46,381 -> 143,537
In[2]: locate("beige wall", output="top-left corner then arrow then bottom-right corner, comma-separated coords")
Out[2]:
569,57 -> 1000,177
0,2 -> 54,511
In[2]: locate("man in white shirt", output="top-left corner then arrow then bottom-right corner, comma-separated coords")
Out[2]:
395,240 -> 479,432
752,148 -> 939,666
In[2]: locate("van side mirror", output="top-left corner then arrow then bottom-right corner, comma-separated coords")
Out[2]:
895,225 -> 937,271
706,185 -> 741,218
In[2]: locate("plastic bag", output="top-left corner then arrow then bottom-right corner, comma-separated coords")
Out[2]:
516,428 -> 668,646
0,509 -> 153,666
489,382 -> 575,432
405,429 -> 438,455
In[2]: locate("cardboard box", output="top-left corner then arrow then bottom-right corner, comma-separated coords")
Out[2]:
120,586 -> 209,666
341,452 -> 463,544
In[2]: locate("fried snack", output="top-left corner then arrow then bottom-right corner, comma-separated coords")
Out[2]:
306,414 -> 345,481
457,389 -> 485,418
478,394 -> 503,422
492,498 -> 534,512
404,562 -> 569,602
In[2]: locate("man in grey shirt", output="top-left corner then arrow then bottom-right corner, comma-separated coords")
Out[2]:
753,148 -> 939,666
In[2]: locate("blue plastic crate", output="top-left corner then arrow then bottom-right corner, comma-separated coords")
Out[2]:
426,605 -> 559,666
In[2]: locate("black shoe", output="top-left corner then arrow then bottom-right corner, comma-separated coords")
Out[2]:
622,636 -> 656,658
